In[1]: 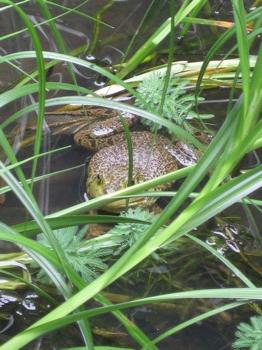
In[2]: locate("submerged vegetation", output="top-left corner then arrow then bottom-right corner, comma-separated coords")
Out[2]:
0,0 -> 261,349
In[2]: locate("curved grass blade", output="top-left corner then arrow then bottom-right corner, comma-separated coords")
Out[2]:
15,43 -> 88,89
0,0 -> 108,42
0,222 -> 70,295
0,269 -> 57,304
3,164 -> 260,350
195,6 -> 262,103
158,0 -> 175,115
149,301 -> 246,347
47,166 -> 192,217
2,1 -> 46,188
121,0 -> 157,63
46,0 -> 113,28
185,234 -> 255,288
0,81 -> 92,114
232,0 -> 250,130
0,163 -> 83,196
0,218 -> 156,349
13,215 -> 149,236
108,165 -> 262,283
0,128 -> 33,199
35,0 -> 80,94
118,0 -> 207,78
0,146 -> 71,175
2,94 -> 204,149
0,50 -> 140,100
2,288 -> 261,350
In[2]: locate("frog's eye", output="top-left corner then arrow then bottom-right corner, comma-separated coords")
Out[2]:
133,172 -> 144,183
96,174 -> 103,184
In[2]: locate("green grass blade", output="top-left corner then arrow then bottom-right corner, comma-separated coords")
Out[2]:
0,218 -> 155,349
159,0 -> 175,115
232,0 -> 250,135
4,165 -> 260,350
111,166 -> 262,283
0,222 -> 69,295
119,116 -> 133,190
13,215 -> 149,236
0,0 -> 109,42
180,0 -> 207,36
150,301 -> 245,347
35,0 -> 79,88
198,47 -> 261,195
245,44 -> 262,133
0,163 -> 82,196
46,0 -> 113,28
47,167 -> 192,217
6,1 -> 46,187
0,161 -> 80,301
15,43 -> 88,88
2,288 -> 261,349
118,0 -> 206,78
195,7 -> 261,102
0,128 -> 33,198
0,146 -> 71,175
186,234 -> 255,287
121,0 -> 157,63
2,93 -> 204,149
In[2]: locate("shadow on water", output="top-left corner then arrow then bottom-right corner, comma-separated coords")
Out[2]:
0,1 -> 261,349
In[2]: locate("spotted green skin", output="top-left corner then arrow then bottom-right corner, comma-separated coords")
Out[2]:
73,112 -> 199,212
85,131 -> 199,212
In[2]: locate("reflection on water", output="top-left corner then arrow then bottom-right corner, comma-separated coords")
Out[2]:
207,223 -> 241,254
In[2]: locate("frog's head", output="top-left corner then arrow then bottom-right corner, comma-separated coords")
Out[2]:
87,173 -> 107,198
86,166 -> 155,212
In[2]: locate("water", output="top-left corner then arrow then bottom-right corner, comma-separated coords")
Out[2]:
0,1 -> 261,349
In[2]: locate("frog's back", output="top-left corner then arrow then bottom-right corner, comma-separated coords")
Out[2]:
87,131 -> 178,195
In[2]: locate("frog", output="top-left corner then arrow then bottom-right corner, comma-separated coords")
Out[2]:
8,106 -> 202,212
71,109 -> 201,212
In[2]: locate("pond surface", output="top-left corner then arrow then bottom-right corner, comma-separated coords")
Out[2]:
0,1 -> 261,349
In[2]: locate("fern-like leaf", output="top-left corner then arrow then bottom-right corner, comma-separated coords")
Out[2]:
35,225 -> 112,283
34,208 -> 161,284
135,72 -> 212,133
233,316 -> 262,349
107,207 -> 159,254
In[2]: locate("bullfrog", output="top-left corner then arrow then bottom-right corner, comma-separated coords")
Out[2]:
8,106 -> 201,211
72,109 -> 200,212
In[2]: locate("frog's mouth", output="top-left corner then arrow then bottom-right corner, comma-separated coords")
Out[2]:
102,197 -> 156,213
86,171 -> 156,212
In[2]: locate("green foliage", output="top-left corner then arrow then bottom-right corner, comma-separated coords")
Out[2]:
135,73 -> 211,133
35,209 -> 157,283
233,316 -> 262,349
37,226 -> 112,283
1,1 -> 262,349
108,207 -> 158,253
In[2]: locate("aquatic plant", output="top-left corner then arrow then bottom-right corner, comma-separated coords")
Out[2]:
233,316 -> 262,349
135,73 -> 210,133
36,225 -> 112,283
108,207 -> 158,250
0,1 -> 261,349
34,209 -> 157,283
